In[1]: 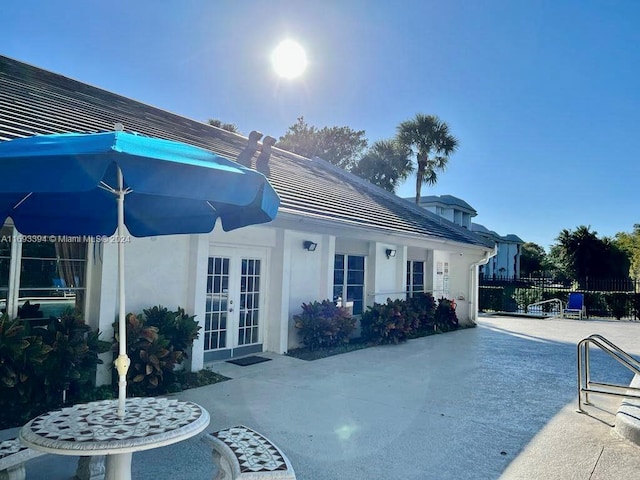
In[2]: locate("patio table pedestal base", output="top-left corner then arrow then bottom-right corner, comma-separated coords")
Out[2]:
105,453 -> 132,480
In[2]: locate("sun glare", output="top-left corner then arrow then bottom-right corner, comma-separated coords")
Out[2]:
271,39 -> 308,79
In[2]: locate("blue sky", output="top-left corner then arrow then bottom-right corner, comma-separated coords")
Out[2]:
2,0 -> 638,250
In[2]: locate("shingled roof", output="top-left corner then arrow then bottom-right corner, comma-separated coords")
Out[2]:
0,55 -> 492,248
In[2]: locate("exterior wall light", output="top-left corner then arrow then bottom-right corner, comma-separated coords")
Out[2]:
385,248 -> 397,259
303,240 -> 318,251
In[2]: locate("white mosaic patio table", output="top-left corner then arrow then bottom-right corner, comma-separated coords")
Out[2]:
19,397 -> 210,480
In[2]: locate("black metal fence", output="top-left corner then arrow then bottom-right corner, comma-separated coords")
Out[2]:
479,275 -> 640,320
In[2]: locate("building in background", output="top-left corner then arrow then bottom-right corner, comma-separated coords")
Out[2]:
410,195 -> 523,279
470,224 -> 523,279
415,195 -> 476,230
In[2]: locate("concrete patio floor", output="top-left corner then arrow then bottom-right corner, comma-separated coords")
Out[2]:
8,315 -> 640,479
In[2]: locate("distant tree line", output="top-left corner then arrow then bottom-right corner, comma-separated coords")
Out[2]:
521,225 -> 640,284
207,118 -> 239,133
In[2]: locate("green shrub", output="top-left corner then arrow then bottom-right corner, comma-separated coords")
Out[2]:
0,315 -> 51,426
0,310 -> 109,429
479,287 -> 505,312
294,300 -> 355,350
435,298 -> 458,332
633,294 -> 640,320
583,292 -> 606,318
142,305 -> 200,359
604,293 -> 630,320
360,298 -> 410,344
113,305 -> 201,396
361,294 -> 439,344
406,293 -> 436,332
38,309 -> 111,402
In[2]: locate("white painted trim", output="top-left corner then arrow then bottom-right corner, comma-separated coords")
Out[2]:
270,211 -> 489,251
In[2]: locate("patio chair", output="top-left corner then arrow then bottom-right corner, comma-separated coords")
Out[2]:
564,293 -> 585,319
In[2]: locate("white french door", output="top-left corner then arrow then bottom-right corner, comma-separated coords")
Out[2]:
204,248 -> 265,359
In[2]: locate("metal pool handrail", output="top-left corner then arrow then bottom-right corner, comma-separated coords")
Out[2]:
577,334 -> 640,413
527,298 -> 564,317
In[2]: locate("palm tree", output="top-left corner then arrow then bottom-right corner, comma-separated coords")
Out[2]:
351,139 -> 414,193
396,114 -> 458,204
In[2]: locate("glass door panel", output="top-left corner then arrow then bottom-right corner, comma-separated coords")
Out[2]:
204,257 -> 229,350
238,258 -> 261,346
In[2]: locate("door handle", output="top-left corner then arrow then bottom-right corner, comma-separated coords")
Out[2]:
228,308 -> 234,313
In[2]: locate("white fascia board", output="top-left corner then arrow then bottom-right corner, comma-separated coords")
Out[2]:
270,211 -> 491,255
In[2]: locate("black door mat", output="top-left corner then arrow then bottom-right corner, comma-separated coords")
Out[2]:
226,355 -> 272,366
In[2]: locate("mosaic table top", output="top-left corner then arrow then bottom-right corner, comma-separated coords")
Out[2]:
19,397 -> 210,456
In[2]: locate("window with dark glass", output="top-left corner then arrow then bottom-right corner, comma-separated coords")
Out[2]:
0,225 -> 88,320
333,254 -> 365,315
406,260 -> 425,298
18,239 -> 87,319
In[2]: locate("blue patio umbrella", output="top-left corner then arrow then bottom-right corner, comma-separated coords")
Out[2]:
0,131 -> 280,416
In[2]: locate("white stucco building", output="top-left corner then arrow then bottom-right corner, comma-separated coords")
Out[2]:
0,56 -> 496,382
470,224 -> 523,279
414,195 -> 477,230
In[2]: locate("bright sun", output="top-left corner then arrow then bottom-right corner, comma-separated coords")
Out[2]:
271,39 -> 308,79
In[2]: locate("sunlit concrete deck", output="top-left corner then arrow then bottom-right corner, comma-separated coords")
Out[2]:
5,314 -> 640,479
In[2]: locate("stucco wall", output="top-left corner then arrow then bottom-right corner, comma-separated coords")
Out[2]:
124,235 -> 192,311
369,242 -> 404,305
88,220 -> 489,379
286,231 -> 334,350
93,236 -> 192,384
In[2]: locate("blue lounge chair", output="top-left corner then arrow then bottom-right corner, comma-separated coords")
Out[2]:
564,293 -> 585,319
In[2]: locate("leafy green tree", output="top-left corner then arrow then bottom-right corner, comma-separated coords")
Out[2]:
614,225 -> 640,282
351,139 -> 413,193
207,119 -> 239,133
278,116 -> 368,170
520,242 -> 547,277
551,226 -> 630,283
396,114 -> 458,204
543,244 -> 570,282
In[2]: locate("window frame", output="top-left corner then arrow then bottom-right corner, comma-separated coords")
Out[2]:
333,253 -> 366,315
0,224 -> 89,320
406,260 -> 426,298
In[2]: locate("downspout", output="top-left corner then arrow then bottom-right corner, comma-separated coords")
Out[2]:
469,245 -> 498,324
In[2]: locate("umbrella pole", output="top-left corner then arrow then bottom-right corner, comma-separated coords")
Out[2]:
113,166 -> 130,418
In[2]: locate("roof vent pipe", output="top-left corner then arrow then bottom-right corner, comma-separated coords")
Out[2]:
256,136 -> 276,176
237,130 -> 263,167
